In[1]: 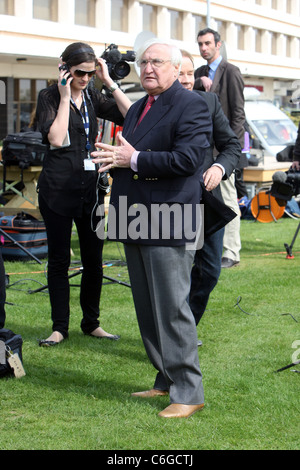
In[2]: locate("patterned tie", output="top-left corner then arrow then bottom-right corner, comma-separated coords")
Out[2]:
137,95 -> 155,126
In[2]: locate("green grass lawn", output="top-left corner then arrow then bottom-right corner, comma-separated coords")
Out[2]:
0,217 -> 299,450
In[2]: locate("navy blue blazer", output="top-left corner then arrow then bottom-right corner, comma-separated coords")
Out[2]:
107,80 -> 212,246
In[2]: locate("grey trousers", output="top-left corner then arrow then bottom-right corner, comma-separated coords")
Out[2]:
124,243 -> 204,405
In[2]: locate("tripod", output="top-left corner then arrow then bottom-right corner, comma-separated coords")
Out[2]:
28,265 -> 131,294
0,228 -> 131,289
284,222 -> 300,259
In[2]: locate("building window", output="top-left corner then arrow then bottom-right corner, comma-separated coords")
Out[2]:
286,36 -> 292,57
237,25 -> 245,51
215,20 -> 226,43
33,0 -> 58,22
270,32 -> 277,55
0,0 -> 14,15
142,3 -> 157,34
75,0 -> 95,27
36,80 -> 47,100
193,14 -> 206,39
13,79 -> 47,132
169,9 -> 183,41
111,0 -> 128,32
254,29 -> 262,53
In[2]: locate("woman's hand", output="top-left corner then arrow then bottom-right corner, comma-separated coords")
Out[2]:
48,64 -> 72,147
58,66 -> 72,98
96,58 -> 114,88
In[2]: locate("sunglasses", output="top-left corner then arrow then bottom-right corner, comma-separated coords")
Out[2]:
73,69 -> 96,78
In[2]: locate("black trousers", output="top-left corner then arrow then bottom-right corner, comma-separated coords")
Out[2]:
39,194 -> 104,338
0,249 -> 6,329
189,227 -> 224,325
235,169 -> 248,199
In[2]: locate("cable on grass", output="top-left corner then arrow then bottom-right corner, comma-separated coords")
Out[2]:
280,313 -> 298,323
233,298 -> 300,375
234,296 -> 256,315
234,297 -> 299,322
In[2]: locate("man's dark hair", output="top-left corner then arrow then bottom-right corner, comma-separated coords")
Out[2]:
197,28 -> 221,45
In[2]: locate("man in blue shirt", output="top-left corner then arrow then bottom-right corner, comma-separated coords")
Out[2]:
194,28 -> 246,269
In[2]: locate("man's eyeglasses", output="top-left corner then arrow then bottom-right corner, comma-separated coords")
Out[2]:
136,59 -> 171,68
73,69 -> 96,78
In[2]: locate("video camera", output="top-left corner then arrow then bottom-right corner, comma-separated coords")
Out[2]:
101,44 -> 135,81
270,168 -> 300,205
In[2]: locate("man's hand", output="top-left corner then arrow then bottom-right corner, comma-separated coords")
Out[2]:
201,76 -> 213,92
291,160 -> 300,171
203,165 -> 223,191
91,133 -> 135,172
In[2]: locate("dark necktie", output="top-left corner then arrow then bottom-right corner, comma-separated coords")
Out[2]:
137,95 -> 155,126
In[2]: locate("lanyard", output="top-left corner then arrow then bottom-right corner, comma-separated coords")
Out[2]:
70,91 -> 91,157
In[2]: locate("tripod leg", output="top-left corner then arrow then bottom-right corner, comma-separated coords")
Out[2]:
28,268 -> 131,294
0,228 -> 42,264
284,222 -> 300,259
103,275 -> 131,288
28,268 -> 83,294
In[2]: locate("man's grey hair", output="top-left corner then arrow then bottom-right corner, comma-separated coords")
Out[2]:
136,38 -> 182,67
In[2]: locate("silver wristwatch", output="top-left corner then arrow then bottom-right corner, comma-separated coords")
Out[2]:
109,83 -> 118,93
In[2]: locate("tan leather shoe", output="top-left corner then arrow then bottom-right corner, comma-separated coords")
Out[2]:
131,388 -> 169,398
158,403 -> 204,418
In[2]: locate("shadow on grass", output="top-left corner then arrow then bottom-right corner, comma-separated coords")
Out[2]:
3,317 -> 172,414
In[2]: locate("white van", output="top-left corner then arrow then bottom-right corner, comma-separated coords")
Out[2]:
244,95 -> 298,159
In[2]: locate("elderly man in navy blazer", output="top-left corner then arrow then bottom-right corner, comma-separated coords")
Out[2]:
92,39 -> 212,418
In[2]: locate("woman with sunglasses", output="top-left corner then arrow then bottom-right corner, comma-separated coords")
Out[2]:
35,42 -> 132,347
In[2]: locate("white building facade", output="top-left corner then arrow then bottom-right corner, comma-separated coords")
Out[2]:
0,0 -> 299,136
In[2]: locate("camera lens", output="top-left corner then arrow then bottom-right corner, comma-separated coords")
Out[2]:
113,61 -> 131,80
101,44 -> 135,81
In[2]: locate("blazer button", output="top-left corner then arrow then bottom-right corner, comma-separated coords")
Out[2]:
133,174 -> 139,180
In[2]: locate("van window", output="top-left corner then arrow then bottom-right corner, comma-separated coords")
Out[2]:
251,119 -> 297,146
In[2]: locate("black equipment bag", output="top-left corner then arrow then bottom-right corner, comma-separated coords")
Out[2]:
1,131 -> 46,169
0,211 -> 46,232
276,144 -> 294,162
0,212 -> 48,261
0,328 -> 23,378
